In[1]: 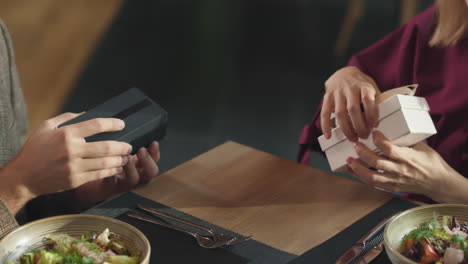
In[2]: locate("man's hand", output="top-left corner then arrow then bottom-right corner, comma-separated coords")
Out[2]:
347,131 -> 468,203
74,141 -> 160,208
0,112 -> 131,213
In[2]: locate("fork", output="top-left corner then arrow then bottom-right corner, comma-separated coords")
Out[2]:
136,204 -> 252,246
127,213 -> 228,249
354,232 -> 385,264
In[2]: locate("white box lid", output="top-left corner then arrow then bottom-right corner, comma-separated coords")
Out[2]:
318,94 -> 431,151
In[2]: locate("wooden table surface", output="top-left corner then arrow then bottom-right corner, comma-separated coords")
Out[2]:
134,141 -> 394,255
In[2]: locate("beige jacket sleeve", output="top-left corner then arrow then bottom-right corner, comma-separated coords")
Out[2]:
0,200 -> 18,240
0,18 -> 28,239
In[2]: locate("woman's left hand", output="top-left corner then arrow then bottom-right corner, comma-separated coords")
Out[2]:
347,131 -> 468,203
74,141 -> 160,208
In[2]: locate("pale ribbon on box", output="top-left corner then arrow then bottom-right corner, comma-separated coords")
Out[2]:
330,84 -> 418,128
376,84 -> 418,104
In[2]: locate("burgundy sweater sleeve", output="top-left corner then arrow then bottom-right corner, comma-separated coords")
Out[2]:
298,6 -> 434,165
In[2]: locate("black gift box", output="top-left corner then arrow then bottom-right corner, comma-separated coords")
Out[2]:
60,88 -> 167,154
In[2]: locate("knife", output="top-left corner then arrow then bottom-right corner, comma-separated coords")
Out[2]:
334,213 -> 398,264
355,240 -> 385,264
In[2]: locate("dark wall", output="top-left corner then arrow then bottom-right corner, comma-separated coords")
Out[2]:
62,0 -> 434,173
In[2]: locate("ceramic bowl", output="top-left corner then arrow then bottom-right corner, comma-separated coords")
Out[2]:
384,204 -> 468,264
0,214 -> 150,263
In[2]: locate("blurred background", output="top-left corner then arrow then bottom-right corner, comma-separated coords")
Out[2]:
0,0 -> 432,174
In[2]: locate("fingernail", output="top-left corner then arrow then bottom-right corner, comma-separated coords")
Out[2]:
325,132 -> 331,139
116,167 -> 123,173
368,120 -> 375,128
353,142 -> 359,149
372,130 -> 380,138
118,119 -> 125,129
137,148 -> 146,159
346,157 -> 354,165
127,145 -> 133,154
122,156 -> 129,166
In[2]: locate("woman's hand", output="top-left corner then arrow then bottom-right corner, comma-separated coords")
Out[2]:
74,141 -> 160,207
322,66 -> 381,141
3,113 -> 132,201
347,130 -> 468,203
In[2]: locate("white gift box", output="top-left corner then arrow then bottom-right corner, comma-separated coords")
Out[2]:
318,89 -> 437,172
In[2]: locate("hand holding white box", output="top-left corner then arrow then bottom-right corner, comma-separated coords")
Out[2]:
318,85 -> 437,172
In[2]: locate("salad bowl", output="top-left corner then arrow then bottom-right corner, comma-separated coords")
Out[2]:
0,214 -> 150,264
384,204 -> 468,264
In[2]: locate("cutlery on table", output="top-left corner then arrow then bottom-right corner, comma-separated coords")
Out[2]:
127,213 -> 227,249
136,204 -> 252,245
137,204 -> 241,244
355,238 -> 385,264
335,213 -> 398,264
127,204 -> 252,248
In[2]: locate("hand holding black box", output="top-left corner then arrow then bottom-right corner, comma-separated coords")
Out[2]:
60,88 -> 168,155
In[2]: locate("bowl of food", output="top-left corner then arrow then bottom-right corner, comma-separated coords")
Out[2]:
384,204 -> 468,264
0,214 -> 150,264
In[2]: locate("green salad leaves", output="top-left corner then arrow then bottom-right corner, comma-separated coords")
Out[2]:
5,229 -> 140,264
400,214 -> 468,264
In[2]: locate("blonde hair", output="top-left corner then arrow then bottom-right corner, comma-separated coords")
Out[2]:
430,0 -> 468,47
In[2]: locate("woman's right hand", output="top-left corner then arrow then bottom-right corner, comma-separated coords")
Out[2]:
321,66 -> 381,141
6,112 -> 132,199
